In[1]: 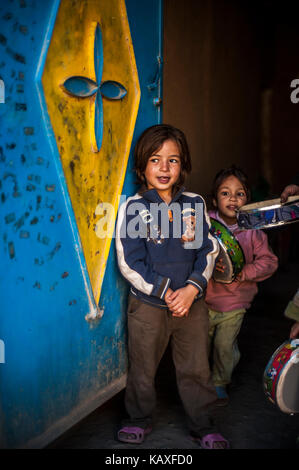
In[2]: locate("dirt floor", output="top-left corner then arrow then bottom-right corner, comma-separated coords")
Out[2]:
49,252 -> 299,451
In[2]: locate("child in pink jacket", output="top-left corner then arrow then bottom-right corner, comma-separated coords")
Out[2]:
206,166 -> 278,405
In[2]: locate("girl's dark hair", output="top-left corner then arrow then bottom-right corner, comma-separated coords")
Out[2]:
212,165 -> 251,202
134,124 -> 192,188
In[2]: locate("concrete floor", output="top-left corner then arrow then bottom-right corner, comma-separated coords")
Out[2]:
49,246 -> 299,450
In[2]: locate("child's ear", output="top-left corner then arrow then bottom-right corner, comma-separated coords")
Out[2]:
212,198 -> 217,208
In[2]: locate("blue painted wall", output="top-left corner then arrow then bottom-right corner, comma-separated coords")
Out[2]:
0,0 -> 162,448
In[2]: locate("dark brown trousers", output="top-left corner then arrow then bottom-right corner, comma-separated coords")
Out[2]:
123,294 -> 218,437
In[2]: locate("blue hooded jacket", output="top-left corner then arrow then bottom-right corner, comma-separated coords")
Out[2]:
116,186 -> 219,308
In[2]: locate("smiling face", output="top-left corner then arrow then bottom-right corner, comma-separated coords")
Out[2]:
144,139 -> 181,203
214,175 -> 247,225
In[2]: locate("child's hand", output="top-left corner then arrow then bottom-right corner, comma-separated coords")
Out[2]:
166,285 -> 199,317
236,270 -> 245,282
290,322 -> 299,339
164,288 -> 174,304
215,258 -> 226,273
165,288 -> 186,316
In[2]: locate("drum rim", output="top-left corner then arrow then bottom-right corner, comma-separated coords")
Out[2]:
263,340 -> 299,414
209,217 -> 245,264
243,218 -> 299,230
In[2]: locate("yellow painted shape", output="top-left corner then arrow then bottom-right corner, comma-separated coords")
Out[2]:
42,0 -> 140,308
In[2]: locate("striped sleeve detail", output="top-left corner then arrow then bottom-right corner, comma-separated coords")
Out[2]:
201,197 -> 219,283
182,192 -> 219,285
157,277 -> 171,300
186,278 -> 204,295
115,196 -> 154,296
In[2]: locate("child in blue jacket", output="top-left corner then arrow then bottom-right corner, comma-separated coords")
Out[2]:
116,124 -> 229,449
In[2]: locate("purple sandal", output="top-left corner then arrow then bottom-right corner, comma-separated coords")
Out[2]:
192,432 -> 230,449
117,426 -> 152,444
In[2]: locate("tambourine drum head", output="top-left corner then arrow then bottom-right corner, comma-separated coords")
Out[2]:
213,245 -> 234,284
277,360 -> 299,414
237,195 -> 299,230
209,217 -> 245,283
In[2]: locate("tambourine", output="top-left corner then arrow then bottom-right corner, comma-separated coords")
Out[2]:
263,339 -> 299,414
237,195 -> 299,230
209,218 -> 245,283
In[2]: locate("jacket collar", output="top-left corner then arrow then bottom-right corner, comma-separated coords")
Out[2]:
138,185 -> 185,204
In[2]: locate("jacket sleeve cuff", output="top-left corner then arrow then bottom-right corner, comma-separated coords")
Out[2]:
185,278 -> 204,298
241,264 -> 256,281
152,276 -> 171,300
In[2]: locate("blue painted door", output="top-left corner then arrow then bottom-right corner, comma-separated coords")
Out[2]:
0,0 -> 163,448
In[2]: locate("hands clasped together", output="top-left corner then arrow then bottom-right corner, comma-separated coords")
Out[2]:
165,284 -> 199,317
164,259 -> 246,318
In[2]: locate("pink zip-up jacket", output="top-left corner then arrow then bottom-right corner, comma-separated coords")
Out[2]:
205,210 -> 278,312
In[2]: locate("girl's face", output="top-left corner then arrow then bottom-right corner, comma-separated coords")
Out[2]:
214,175 -> 247,225
144,139 -> 181,203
